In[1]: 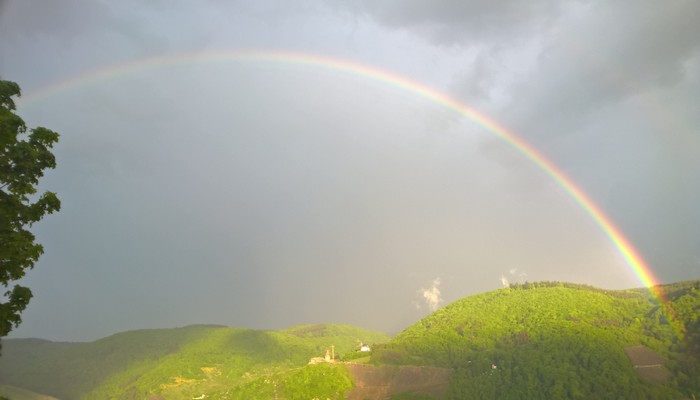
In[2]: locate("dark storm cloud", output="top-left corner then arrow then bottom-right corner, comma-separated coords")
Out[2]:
339,0 -> 564,45
508,0 -> 700,137
341,0 -> 700,282
339,0 -> 700,131
500,1 -> 700,281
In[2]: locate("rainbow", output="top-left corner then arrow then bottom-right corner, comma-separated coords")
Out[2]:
17,50 -> 675,330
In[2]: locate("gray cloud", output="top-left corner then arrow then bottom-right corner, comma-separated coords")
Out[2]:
1,0 -> 697,341
341,0 -> 564,46
345,0 -> 700,282
506,0 -> 700,135
499,1 -> 700,280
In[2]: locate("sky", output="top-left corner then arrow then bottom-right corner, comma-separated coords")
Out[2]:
1,0 -> 698,342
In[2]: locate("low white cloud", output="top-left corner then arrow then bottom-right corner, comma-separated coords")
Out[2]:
501,268 -> 528,287
420,278 -> 443,312
500,274 -> 509,288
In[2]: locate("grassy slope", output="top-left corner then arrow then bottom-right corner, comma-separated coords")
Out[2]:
0,324 -> 388,400
372,281 -> 700,399
0,325 -> 219,399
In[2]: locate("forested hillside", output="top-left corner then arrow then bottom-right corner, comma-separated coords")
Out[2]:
372,281 -> 700,399
0,282 -> 698,399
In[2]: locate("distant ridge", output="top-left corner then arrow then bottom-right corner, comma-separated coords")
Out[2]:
0,384 -> 58,400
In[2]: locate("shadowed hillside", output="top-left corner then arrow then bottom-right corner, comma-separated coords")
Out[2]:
0,384 -> 58,400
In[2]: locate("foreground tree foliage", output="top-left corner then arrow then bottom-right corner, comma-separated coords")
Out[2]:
0,79 -> 60,341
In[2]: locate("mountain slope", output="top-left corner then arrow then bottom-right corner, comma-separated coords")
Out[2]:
0,281 -> 697,399
86,324 -> 388,400
0,324 -> 388,400
372,281 -> 700,399
0,325 -> 220,399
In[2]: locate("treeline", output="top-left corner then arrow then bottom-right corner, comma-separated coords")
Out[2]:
507,280 -> 649,299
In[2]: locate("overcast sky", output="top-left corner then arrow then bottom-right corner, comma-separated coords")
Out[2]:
1,0 -> 698,342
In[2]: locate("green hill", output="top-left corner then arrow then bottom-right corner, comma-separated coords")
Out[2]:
0,324 -> 388,400
372,281 -> 700,399
0,281 -> 698,399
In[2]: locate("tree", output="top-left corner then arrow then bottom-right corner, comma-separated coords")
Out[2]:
0,79 -> 60,341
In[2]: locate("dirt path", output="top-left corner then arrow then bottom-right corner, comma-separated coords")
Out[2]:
345,364 -> 452,400
624,345 -> 670,382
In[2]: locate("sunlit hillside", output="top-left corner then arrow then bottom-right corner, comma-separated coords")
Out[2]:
0,324 -> 388,400
0,281 -> 698,399
373,281 -> 700,399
